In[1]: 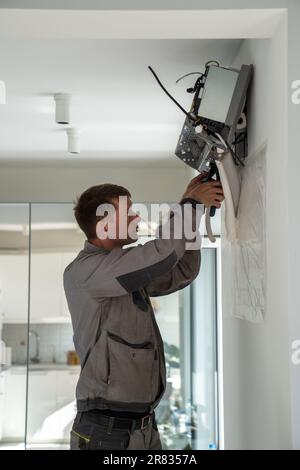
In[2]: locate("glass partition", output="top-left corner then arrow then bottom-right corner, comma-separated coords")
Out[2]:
0,204 -> 30,449
153,249 -> 218,450
26,204 -> 84,449
190,249 -> 218,449
0,202 -> 219,450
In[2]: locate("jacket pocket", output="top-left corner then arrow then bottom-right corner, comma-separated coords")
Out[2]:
106,331 -> 158,403
76,329 -> 110,399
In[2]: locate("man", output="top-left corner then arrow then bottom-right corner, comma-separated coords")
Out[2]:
64,175 -> 224,450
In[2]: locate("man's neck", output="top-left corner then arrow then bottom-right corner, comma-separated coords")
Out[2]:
88,238 -> 118,251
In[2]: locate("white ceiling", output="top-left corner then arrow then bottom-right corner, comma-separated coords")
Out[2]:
0,38 -> 242,165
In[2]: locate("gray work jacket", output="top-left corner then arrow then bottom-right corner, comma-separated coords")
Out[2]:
63,202 -> 204,414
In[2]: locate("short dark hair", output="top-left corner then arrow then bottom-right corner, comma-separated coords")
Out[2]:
74,183 -> 131,239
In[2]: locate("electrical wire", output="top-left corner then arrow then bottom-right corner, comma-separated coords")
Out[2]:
205,60 -> 220,67
205,206 -> 216,243
215,156 -> 238,241
148,66 -> 196,122
206,133 -> 239,241
175,72 -> 204,84
225,140 -> 245,167
232,132 -> 246,146
214,131 -> 245,167
213,131 -> 228,150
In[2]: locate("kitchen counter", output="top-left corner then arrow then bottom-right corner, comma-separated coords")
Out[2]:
6,363 -> 80,371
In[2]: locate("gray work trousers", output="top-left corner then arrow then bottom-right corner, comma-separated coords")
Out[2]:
70,411 -> 162,450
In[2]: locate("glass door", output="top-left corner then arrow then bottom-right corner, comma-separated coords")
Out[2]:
0,202 -> 219,450
26,203 -> 84,449
0,203 -> 30,449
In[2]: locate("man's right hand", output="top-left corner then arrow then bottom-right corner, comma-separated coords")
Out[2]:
182,174 -> 225,208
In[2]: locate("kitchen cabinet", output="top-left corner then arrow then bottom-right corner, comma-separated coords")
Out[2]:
1,366 -> 79,443
27,369 -> 57,441
27,367 -> 80,444
0,254 -> 28,323
56,368 -> 78,408
27,367 -> 79,443
2,368 -> 27,440
31,251 -> 77,323
30,253 -> 62,323
59,252 -> 77,320
0,251 -> 78,323
0,371 -> 5,440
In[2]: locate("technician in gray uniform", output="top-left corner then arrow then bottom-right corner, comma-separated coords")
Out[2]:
64,175 -> 224,450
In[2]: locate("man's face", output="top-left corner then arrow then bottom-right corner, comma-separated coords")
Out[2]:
97,196 -> 140,247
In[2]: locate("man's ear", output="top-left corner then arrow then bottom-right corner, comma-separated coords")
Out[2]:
95,217 -> 110,239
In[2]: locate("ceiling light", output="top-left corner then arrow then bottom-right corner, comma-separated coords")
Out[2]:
54,93 -> 71,124
0,80 -> 6,104
66,128 -> 80,154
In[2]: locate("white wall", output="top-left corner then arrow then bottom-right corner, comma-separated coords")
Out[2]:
221,18 -> 291,449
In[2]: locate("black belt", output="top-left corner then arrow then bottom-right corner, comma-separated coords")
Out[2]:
74,410 -> 154,433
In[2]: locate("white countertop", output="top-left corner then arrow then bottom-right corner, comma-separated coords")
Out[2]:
4,363 -> 80,371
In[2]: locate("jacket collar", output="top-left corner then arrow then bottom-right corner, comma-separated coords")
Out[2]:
83,240 -> 110,253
